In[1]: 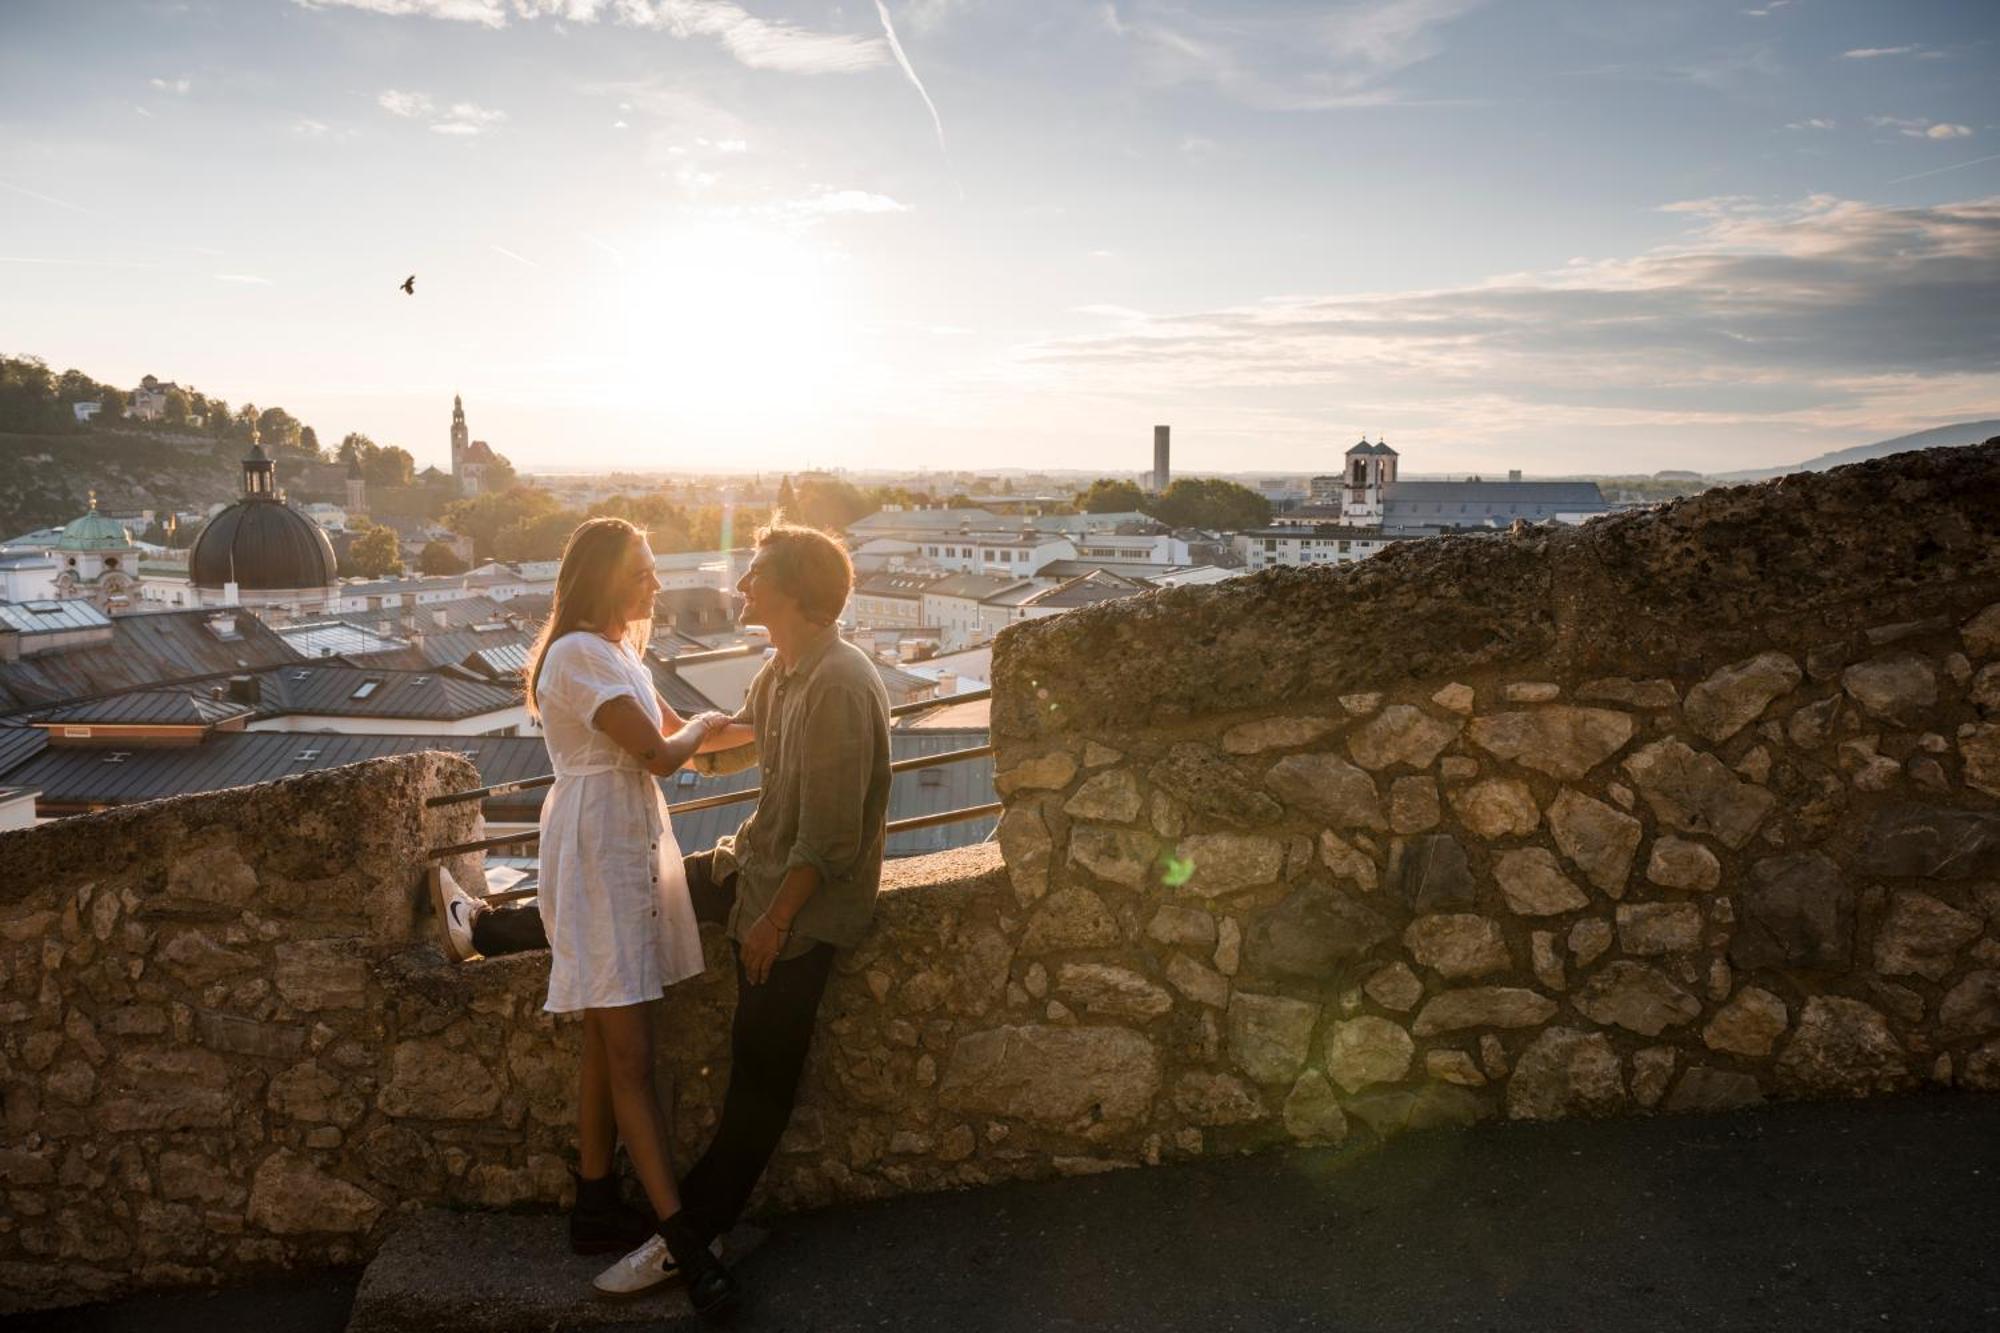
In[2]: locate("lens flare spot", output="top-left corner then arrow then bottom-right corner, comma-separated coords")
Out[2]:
1160,854 -> 1194,887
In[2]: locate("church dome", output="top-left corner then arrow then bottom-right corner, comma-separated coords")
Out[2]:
189,445 -> 339,591
57,501 -> 132,552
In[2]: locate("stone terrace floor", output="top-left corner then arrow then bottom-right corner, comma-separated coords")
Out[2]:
11,1094 -> 1999,1333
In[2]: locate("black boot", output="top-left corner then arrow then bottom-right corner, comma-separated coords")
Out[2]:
659,1212 -> 739,1321
568,1170 -> 654,1256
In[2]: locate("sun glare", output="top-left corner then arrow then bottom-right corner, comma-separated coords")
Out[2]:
599,221 -> 859,428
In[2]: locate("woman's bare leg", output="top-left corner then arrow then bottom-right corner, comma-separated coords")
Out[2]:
590,1002 -> 682,1220
577,1012 -> 618,1180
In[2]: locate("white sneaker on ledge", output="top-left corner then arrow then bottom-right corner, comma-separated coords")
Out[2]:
592,1231 -> 724,1299
427,866 -> 482,963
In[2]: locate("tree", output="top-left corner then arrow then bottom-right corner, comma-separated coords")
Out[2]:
364,445 -> 415,488
204,397 -> 230,434
345,521 -> 404,578
793,477 -> 872,534
442,485 -> 561,561
496,507 -> 584,562
1075,478 -> 1146,514
1150,477 -> 1271,532
337,432 -> 373,465
420,540 -> 468,575
775,475 -> 798,515
98,385 -> 126,420
256,406 -> 303,452
299,424 -> 320,457
162,387 -> 192,428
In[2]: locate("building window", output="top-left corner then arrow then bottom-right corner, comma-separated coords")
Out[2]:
351,679 -> 381,700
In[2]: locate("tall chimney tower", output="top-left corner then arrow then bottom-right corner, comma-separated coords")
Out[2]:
1152,425 -> 1170,494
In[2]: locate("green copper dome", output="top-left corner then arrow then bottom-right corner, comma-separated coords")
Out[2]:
56,501 -> 133,552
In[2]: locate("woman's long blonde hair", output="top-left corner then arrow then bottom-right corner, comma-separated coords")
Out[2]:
524,516 -> 652,721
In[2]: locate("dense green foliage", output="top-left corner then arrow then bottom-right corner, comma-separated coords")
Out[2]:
1072,475 -> 1271,530
342,520 -> 405,578
419,540 -> 468,576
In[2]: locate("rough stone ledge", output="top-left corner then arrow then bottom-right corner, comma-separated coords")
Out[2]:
993,441 -> 2000,740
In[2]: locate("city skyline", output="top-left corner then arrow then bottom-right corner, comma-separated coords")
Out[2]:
2,0 -> 1996,475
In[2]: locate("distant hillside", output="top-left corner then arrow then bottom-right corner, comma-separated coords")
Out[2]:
1714,419 -> 2000,482
0,428 -> 248,539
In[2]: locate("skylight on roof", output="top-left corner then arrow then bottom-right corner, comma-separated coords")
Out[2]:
294,748 -> 321,761
102,751 -> 130,764
351,680 -> 380,700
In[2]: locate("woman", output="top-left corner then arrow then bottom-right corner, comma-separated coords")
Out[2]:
523,516 -> 737,1317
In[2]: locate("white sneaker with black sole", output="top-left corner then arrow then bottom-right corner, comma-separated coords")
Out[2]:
592,1232 -> 725,1299
427,866 -> 483,963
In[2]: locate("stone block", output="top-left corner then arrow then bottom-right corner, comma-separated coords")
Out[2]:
1055,964 -> 1172,1021
246,1150 -> 384,1236
1022,887 -> 1120,954
1731,853 -> 1855,971
1841,654 -> 1938,726
1545,789 -> 1642,896
1226,992 -> 1319,1083
1146,903 -> 1216,949
377,1040 -> 500,1121
1872,891 -> 1980,980
1281,1071 -> 1348,1142
1614,902 -> 1703,956
1665,1067 -> 1764,1114
1389,776 -> 1441,833
273,938 -> 368,1012
1684,652 -> 1802,742
995,802 -> 1053,904
1854,805 -> 2000,879
1263,753 -> 1385,830
1149,744 -> 1280,827
1171,1071 -> 1267,1126
1622,738 -> 1775,849
1450,779 -> 1539,838
1389,834 -> 1476,912
1243,884 -> 1393,980
1347,705 -> 1463,772
1572,961 -> 1700,1036
1410,987 -> 1556,1035
1063,770 -> 1142,824
1318,831 -> 1379,891
1505,1027 -> 1624,1121
1645,836 -> 1721,892
1323,1015 -> 1414,1093
1492,848 -> 1591,917
1466,707 -> 1635,781
994,751 -> 1077,796
938,1025 -> 1160,1125
1937,971 -> 2000,1044
1403,914 -> 1511,980
1176,833 -> 1284,898
1703,986 -> 1789,1057
1362,962 -> 1424,1012
1774,997 -> 1909,1097
1068,825 -> 1156,889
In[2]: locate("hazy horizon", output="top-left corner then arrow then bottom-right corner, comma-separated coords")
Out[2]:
3,0 -> 1996,476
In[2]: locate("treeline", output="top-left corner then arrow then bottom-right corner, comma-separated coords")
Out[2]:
1073,476 -> 1271,531
0,355 -> 129,434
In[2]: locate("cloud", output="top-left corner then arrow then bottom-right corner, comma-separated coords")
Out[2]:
1785,117 -> 1835,131
377,89 -> 435,117
433,101 -> 507,134
1021,194 -> 2000,444
874,0 -> 948,155
149,76 -> 192,94
1106,0 -> 1487,111
1871,116 -> 1975,140
1842,46 -> 1917,59
378,90 -> 505,134
297,0 -> 886,74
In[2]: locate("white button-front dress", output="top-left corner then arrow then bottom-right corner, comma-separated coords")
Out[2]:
534,632 -> 706,1013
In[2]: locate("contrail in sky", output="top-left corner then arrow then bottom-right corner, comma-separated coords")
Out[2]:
1887,151 -> 2000,184
873,0 -> 947,159
0,180 -> 103,217
491,244 -> 539,268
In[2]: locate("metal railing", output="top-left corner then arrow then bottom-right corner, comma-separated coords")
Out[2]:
426,686 -> 996,863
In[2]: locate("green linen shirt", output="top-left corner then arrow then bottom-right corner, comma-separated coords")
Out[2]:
707,628 -> 892,957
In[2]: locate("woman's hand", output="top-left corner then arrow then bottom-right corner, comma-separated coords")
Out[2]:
740,913 -> 789,986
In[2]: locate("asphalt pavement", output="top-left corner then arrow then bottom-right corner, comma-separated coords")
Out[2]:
11,1093 -> 1998,1333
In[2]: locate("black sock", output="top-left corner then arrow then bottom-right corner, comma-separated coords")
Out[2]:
574,1172 -> 621,1212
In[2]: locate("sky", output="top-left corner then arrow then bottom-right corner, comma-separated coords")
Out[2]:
1,0 -> 1995,478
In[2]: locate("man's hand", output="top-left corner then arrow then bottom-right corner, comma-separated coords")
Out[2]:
740,913 -> 788,986
690,710 -> 732,734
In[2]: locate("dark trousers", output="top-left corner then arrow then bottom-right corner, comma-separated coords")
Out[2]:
468,851 -> 836,1244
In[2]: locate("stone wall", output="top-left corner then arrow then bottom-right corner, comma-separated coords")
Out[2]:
6,444 -> 1999,1315
982,442 -> 2000,1153
0,754 -> 483,1312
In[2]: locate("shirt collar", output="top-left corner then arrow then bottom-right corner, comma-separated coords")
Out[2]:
778,624 -> 841,681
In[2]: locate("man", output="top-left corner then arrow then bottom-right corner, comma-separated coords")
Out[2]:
437,520 -> 892,1300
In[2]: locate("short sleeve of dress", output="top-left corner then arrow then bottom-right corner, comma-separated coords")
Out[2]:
547,634 -> 641,727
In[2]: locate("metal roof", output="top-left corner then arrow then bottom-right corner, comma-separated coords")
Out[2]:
0,731 -> 550,812
343,595 -> 515,635
849,508 -> 1003,534
280,620 -> 407,659
0,600 -> 113,635
1381,480 -> 1608,507
344,625 -> 534,673
36,691 -> 253,728
921,573 -> 1034,601
0,607 -> 304,714
189,497 -> 338,592
247,663 -> 522,721
855,571 -> 949,598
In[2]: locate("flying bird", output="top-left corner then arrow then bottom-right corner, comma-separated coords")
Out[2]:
399,274 -> 415,295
